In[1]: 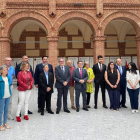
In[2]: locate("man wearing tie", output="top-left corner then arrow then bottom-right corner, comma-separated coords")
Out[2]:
73,61 -> 88,112
55,58 -> 71,114
93,55 -> 108,109
115,58 -> 127,108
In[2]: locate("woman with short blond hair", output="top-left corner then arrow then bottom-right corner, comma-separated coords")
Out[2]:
16,62 -> 33,122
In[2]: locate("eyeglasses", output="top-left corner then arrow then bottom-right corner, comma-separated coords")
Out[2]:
59,61 -> 64,62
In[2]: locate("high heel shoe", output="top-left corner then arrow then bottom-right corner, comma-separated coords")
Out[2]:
16,116 -> 21,122
24,115 -> 29,120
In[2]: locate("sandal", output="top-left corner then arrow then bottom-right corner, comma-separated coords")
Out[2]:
0,126 -> 5,131
4,124 -> 11,129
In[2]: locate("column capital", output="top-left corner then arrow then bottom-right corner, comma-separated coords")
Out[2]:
0,36 -> 12,42
135,36 -> 140,41
91,36 -> 107,41
46,36 -> 59,42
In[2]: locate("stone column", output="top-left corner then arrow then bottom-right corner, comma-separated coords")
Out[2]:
91,36 -> 106,64
135,36 -> 140,69
46,36 -> 59,71
0,36 -> 11,65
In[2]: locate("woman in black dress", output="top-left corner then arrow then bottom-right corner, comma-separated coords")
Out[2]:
105,62 -> 120,111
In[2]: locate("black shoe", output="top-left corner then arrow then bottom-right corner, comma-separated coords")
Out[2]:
83,108 -> 89,111
103,105 -> 108,109
64,110 -> 70,113
38,109 -> 41,113
94,105 -> 97,109
41,111 -> 44,115
48,110 -> 54,114
28,110 -> 33,114
122,105 -> 127,108
76,108 -> 79,112
56,111 -> 59,114
87,105 -> 91,108
20,112 -> 21,117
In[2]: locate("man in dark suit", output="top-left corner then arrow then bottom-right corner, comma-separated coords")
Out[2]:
15,55 -> 33,78
55,58 -> 71,114
39,64 -> 54,115
93,55 -> 108,109
15,55 -> 33,114
115,58 -> 127,108
34,56 -> 53,113
73,61 -> 88,112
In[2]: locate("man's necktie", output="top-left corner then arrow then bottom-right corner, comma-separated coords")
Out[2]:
80,68 -> 82,78
62,66 -> 64,74
119,66 -> 122,75
100,64 -> 102,71
46,75 -> 48,85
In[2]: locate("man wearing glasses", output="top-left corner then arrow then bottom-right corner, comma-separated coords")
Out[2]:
55,58 -> 71,114
4,57 -> 15,120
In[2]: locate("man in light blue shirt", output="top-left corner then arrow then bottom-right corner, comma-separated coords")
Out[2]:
4,57 -> 15,120
44,71 -> 49,85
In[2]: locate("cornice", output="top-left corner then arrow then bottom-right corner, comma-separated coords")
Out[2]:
104,3 -> 140,10
6,2 -> 49,10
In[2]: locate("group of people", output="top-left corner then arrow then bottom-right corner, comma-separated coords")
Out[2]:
0,55 -> 139,131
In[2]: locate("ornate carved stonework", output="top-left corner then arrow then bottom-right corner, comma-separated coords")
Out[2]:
49,0 -> 56,18
56,3 -> 96,10
96,0 -> 103,18
6,2 -> 49,10
91,36 -> 107,41
0,37 -> 11,42
0,12 -> 6,18
46,36 -> 59,42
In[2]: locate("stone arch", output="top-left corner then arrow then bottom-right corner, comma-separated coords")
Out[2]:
3,11 -> 52,37
100,11 -> 140,36
53,11 -> 98,36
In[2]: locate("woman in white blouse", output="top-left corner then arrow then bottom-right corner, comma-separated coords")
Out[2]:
126,62 -> 139,114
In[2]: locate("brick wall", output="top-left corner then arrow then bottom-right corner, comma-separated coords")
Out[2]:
0,0 -> 140,67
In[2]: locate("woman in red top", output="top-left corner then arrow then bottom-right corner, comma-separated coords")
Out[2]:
16,62 -> 33,122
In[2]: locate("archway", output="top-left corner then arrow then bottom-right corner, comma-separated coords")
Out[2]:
52,11 -> 97,67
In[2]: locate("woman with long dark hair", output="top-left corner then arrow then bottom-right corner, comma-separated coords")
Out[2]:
126,62 -> 139,114
105,62 -> 120,111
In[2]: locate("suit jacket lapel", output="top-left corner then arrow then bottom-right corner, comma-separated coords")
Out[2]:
97,63 -> 101,73
42,72 -> 47,85
82,68 -> 84,78
48,73 -> 51,85
76,68 -> 80,78
59,65 -> 63,75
